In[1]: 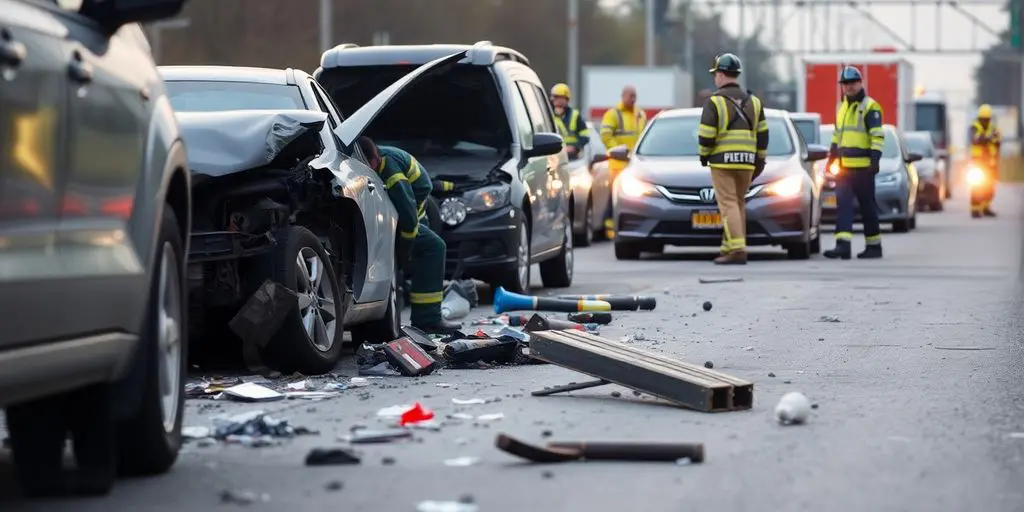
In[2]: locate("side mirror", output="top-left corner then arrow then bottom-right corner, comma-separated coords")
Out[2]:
608,145 -> 630,162
590,154 -> 609,168
82,0 -> 187,30
805,144 -> 829,162
906,152 -> 923,163
524,132 -> 564,158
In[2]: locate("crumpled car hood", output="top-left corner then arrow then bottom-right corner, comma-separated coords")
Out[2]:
177,109 -> 327,177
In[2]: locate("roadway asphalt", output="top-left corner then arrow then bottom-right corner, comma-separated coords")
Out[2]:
2,185 -> 1023,512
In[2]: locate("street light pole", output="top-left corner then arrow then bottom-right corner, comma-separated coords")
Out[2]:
319,0 -> 332,51
645,0 -> 656,67
568,0 -> 579,104
737,0 -> 746,87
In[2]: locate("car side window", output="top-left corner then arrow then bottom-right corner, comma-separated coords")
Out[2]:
517,81 -> 549,135
529,84 -> 557,133
510,83 -> 535,149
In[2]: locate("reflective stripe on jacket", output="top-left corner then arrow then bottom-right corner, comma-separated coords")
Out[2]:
599,102 -> 647,150
697,93 -> 766,171
832,97 -> 884,169
553,107 -> 590,148
380,145 -> 433,222
970,120 -> 999,162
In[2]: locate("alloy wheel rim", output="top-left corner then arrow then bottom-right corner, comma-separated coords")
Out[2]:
517,227 -> 529,290
585,204 -> 593,243
296,247 -> 337,352
564,222 -> 574,280
158,242 -> 182,434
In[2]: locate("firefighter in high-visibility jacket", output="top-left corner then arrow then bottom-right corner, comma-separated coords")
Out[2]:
357,137 -> 462,334
549,83 -> 590,159
823,65 -> 886,260
968,104 -> 1000,218
600,85 -> 647,239
698,53 -> 769,265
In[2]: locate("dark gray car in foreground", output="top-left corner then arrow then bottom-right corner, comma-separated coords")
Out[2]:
612,108 -> 828,260
0,0 -> 191,497
819,124 -> 922,233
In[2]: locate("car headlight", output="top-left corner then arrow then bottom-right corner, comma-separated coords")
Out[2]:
463,184 -> 510,213
876,172 -> 900,185
439,197 -> 468,226
827,160 -> 840,176
761,175 -> 803,197
618,172 -> 659,198
966,166 -> 986,186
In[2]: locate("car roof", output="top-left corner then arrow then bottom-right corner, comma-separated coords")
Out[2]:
157,65 -> 309,85
655,107 -> 789,119
319,42 -> 529,69
788,112 -> 821,121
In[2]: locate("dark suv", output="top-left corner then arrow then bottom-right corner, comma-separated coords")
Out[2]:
315,41 -> 574,295
1,0 -> 190,497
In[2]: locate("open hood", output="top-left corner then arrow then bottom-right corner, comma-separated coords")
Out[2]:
178,109 -> 327,177
332,50 -> 468,150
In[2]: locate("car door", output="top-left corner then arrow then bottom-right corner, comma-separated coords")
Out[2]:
308,79 -> 392,303
57,14 -> 153,337
515,81 -> 559,253
0,0 -> 71,348
527,82 -> 572,245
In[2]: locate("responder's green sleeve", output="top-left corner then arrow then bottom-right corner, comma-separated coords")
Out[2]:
697,97 -> 719,156
406,156 -> 432,205
599,109 -> 618,148
433,179 -> 454,192
864,103 -> 884,159
383,170 -> 419,240
754,99 -> 769,159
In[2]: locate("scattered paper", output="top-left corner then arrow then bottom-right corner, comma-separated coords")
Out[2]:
444,456 -> 480,467
286,380 -> 308,391
452,398 -> 487,405
475,413 -> 504,422
417,501 -> 478,512
222,382 -> 284,402
377,405 -> 412,418
349,377 -> 370,387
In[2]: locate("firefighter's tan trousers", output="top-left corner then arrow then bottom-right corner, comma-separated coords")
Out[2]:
710,167 -> 753,254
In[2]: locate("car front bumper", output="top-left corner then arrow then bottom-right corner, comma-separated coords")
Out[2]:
820,179 -> 908,223
614,192 -> 811,248
437,204 -> 523,279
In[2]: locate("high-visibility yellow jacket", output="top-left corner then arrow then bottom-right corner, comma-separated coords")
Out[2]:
969,119 -> 1000,165
831,94 -> 884,169
600,102 -> 647,151
552,107 -> 590,151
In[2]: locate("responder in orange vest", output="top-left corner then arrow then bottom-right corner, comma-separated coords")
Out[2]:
549,83 -> 590,160
599,85 -> 647,239
968,104 -> 1000,218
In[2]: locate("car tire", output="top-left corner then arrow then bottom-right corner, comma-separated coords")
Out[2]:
574,198 -> 593,247
810,232 -> 821,254
892,219 -> 910,233
540,219 -> 574,288
251,226 -> 345,374
115,204 -> 188,477
493,218 -> 530,294
909,213 -> 917,230
350,253 -> 401,344
787,239 -> 812,260
614,241 -> 641,260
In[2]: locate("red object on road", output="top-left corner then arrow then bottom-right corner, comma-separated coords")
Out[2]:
399,402 -> 434,426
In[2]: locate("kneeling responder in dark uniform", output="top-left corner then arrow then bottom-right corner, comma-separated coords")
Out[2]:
550,83 -> 590,160
698,53 -> 769,265
823,65 -> 885,260
357,137 -> 462,335
969,104 -> 1001,218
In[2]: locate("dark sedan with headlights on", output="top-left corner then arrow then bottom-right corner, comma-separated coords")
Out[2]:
611,108 -> 829,260
818,124 -> 921,233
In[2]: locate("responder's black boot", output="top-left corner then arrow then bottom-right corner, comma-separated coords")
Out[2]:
971,211 -> 982,218
823,240 -> 851,260
413,319 -> 462,335
856,245 -> 883,259
983,208 -> 996,217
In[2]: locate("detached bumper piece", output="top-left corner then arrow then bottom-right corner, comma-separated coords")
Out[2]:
528,330 -> 753,413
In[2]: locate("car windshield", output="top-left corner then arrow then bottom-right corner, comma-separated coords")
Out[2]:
164,80 -> 307,112
635,116 -> 795,157
792,119 -> 818,145
905,134 -> 934,157
819,126 -> 900,159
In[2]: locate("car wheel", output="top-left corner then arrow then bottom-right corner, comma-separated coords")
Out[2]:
909,214 -> 917,230
350,253 -> 400,344
115,204 -> 188,477
252,226 -> 345,374
892,219 -> 910,233
574,198 -> 593,247
787,240 -> 811,260
614,241 -> 641,260
810,232 -> 821,254
494,218 -> 530,294
540,219 -> 574,287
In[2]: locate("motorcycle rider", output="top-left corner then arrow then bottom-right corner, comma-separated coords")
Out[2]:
968,104 -> 1001,218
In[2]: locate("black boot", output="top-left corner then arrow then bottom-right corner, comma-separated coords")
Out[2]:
971,211 -> 982,218
413,319 -> 463,335
983,208 -> 996,217
823,240 -> 851,260
857,245 -> 883,259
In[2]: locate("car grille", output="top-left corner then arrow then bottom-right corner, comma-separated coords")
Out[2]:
659,185 -> 715,204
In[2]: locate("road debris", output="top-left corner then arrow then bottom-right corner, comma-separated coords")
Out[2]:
698,276 -> 744,284
452,398 -> 488,405
817,315 -> 841,323
567,311 -> 613,324
775,392 -> 811,425
400,402 -> 436,426
441,279 -> 479,320
704,361 -> 714,369
383,336 -> 439,376
475,413 -> 505,422
195,409 -> 315,447
325,480 -> 344,491
444,456 -> 481,466
934,346 -> 996,351
555,294 -> 657,311
305,447 -> 361,466
702,301 -> 713,311
495,433 -> 704,463
346,428 -> 414,444
416,500 -> 479,512
220,488 -> 270,505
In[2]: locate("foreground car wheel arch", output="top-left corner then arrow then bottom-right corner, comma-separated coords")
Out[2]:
350,245 -> 401,344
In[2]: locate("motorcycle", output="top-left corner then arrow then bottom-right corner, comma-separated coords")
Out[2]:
965,159 -> 996,218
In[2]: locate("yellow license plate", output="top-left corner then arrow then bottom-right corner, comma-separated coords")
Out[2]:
691,211 -> 722,229
823,195 -> 837,208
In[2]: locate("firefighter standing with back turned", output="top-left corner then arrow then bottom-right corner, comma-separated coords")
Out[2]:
823,65 -> 885,260
600,85 -> 647,239
357,137 -> 462,335
698,53 -> 769,265
968,104 -> 1001,218
550,83 -> 590,160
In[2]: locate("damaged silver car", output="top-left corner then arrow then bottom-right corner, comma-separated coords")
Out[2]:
160,52 -> 465,374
